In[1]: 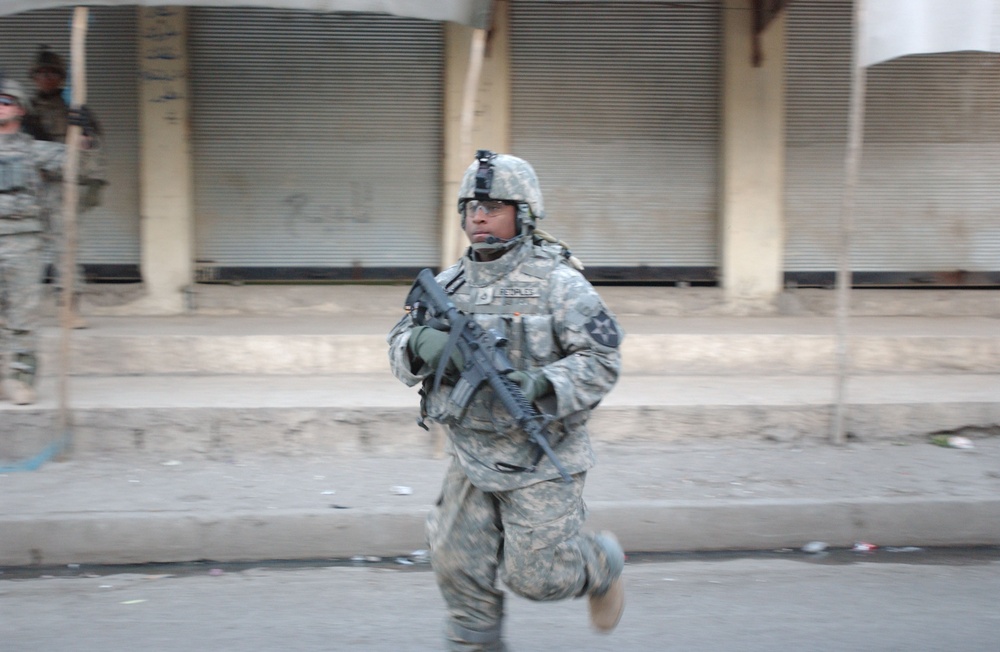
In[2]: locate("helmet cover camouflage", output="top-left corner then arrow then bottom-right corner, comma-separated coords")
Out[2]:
0,78 -> 29,109
457,150 -> 545,223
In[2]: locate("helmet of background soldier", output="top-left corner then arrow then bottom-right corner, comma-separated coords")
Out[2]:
31,46 -> 66,78
457,150 -> 545,229
0,78 -> 30,109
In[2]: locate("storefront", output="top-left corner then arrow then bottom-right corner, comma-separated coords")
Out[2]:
188,8 -> 444,281
509,0 -> 722,282
0,6 -> 141,280
785,0 -> 1000,285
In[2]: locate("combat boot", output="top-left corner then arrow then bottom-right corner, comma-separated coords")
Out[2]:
589,531 -> 625,633
4,351 -> 39,405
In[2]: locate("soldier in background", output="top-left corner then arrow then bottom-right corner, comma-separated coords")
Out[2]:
387,150 -> 626,651
23,45 -> 103,329
0,77 -> 101,405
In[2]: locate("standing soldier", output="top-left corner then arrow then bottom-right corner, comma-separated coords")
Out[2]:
23,45 -> 103,329
0,77 -> 101,405
388,150 -> 626,651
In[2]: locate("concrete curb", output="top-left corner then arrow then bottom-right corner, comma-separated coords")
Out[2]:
4,496 -> 999,566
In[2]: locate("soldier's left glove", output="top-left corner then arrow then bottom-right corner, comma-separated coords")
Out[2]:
506,370 -> 553,403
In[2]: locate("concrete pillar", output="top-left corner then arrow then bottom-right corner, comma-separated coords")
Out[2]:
719,0 -> 786,304
441,1 -> 511,268
135,6 -> 194,314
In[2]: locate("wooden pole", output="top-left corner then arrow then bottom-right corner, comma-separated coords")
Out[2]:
57,6 -> 89,456
831,0 -> 867,445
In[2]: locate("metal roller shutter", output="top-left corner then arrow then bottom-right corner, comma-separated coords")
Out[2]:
0,7 -> 141,278
189,8 -> 442,280
785,0 -> 1000,284
510,0 -> 720,279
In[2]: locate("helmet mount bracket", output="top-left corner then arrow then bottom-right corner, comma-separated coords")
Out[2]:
473,149 -> 496,200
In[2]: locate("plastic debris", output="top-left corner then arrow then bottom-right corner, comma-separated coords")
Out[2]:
321,490 -> 336,495
395,558 -> 415,566
120,599 -> 147,605
852,541 -> 878,552
930,435 -> 975,449
208,568 -> 224,576
391,485 -> 413,495
801,541 -> 828,554
885,546 -> 924,553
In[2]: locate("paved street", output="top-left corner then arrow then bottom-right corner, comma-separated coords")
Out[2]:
3,550 -> 999,651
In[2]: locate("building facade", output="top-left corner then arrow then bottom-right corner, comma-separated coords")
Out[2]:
0,0 -> 996,314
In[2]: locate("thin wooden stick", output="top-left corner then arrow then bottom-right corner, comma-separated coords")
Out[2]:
57,6 -> 89,456
832,0 -> 867,445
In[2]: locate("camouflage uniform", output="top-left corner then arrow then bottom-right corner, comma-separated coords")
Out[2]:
388,155 -> 625,649
0,131 -> 66,393
26,89 -> 103,295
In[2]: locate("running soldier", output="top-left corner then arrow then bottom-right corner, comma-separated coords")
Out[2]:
388,150 -> 626,651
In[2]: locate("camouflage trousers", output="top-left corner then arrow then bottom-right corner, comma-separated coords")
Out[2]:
0,232 -> 42,377
427,457 -> 617,652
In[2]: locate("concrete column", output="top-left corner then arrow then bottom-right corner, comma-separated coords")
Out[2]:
441,1 -> 511,268
719,0 -> 786,304
135,6 -> 194,314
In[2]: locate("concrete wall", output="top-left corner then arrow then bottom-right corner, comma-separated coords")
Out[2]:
136,5 -> 195,314
719,0 -> 786,304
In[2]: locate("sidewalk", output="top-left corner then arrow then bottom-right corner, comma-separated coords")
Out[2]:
2,284 -> 999,566
2,436 -> 999,566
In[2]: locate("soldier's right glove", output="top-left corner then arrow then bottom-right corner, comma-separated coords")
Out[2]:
408,325 -> 464,372
67,105 -> 99,137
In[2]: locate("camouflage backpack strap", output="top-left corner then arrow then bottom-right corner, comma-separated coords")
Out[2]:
533,228 -> 584,271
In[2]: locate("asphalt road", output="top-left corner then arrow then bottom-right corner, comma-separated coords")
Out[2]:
3,549 -> 999,651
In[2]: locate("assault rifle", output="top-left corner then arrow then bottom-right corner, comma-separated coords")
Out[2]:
405,268 -> 572,482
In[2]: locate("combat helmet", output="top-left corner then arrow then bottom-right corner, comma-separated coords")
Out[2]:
0,77 -> 29,109
456,149 -> 584,270
31,45 -> 66,78
457,149 -> 545,230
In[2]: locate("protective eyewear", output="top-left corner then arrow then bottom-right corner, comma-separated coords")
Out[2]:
0,96 -> 19,106
465,200 -> 512,218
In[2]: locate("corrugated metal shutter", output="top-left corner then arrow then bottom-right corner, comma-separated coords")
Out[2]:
785,0 -> 1000,279
0,7 -> 141,274
189,8 -> 442,275
510,0 -> 720,273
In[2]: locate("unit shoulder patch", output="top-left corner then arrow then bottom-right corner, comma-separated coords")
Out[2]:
584,310 -> 622,348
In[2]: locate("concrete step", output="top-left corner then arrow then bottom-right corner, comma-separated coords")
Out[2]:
83,283 -> 1000,318
3,374 -> 998,460
37,314 -> 1000,376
